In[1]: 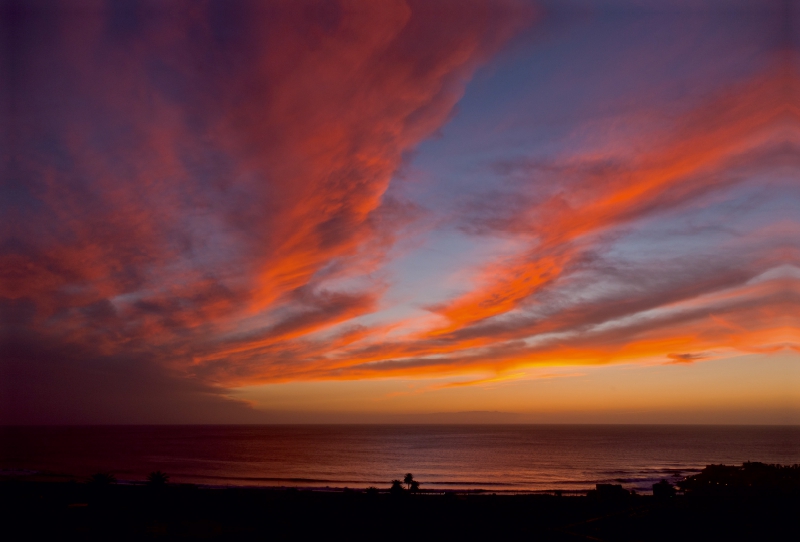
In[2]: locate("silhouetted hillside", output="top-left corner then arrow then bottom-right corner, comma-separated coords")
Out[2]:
678,462 -> 800,495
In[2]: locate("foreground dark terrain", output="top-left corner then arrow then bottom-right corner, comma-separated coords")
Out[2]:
2,463 -> 798,541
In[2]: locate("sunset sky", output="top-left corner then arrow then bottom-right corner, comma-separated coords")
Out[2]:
3,0 -> 799,424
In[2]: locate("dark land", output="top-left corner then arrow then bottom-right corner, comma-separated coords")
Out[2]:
2,463 -> 798,541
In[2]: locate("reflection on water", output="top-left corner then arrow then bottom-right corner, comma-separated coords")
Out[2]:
2,425 -> 798,494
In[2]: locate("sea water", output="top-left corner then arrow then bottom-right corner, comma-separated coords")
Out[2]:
2,425 -> 798,494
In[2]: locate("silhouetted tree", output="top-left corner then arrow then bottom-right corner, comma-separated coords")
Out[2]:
89,472 -> 116,485
147,471 -> 169,486
390,479 -> 405,495
409,480 -> 420,493
403,473 -> 415,490
653,479 -> 675,498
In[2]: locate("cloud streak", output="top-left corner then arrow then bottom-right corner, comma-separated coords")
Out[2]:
2,0 -> 533,421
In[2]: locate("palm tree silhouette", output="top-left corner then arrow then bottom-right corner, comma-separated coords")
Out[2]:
404,473 -> 415,490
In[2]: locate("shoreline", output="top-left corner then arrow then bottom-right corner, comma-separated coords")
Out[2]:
2,468 -> 694,496
0,471 -> 593,496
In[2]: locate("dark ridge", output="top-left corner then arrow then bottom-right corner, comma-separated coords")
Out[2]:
679,462 -> 800,495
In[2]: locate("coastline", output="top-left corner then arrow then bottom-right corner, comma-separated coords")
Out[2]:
1,468 -> 697,496
0,470 -> 591,496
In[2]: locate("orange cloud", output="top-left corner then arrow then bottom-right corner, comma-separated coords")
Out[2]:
2,1 -> 535,418
193,58 -> 799,386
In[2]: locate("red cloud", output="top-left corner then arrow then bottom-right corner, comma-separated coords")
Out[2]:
212,63 -> 799,385
2,1 -> 533,418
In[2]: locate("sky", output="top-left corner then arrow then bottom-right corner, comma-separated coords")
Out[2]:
2,0 -> 799,424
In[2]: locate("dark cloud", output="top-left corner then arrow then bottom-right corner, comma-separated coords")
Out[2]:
0,332 -> 262,424
666,352 -> 709,364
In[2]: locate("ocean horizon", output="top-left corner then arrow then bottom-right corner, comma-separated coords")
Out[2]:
3,424 -> 798,495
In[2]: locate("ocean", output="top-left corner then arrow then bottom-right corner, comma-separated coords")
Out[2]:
2,425 -> 798,494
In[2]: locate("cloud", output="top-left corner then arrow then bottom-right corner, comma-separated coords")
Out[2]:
666,353 -> 709,364
248,62 -> 799,381
2,0 -> 532,421
0,331 -> 263,424
3,2 -> 797,423
435,371 -> 584,389
432,68 -> 799,329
